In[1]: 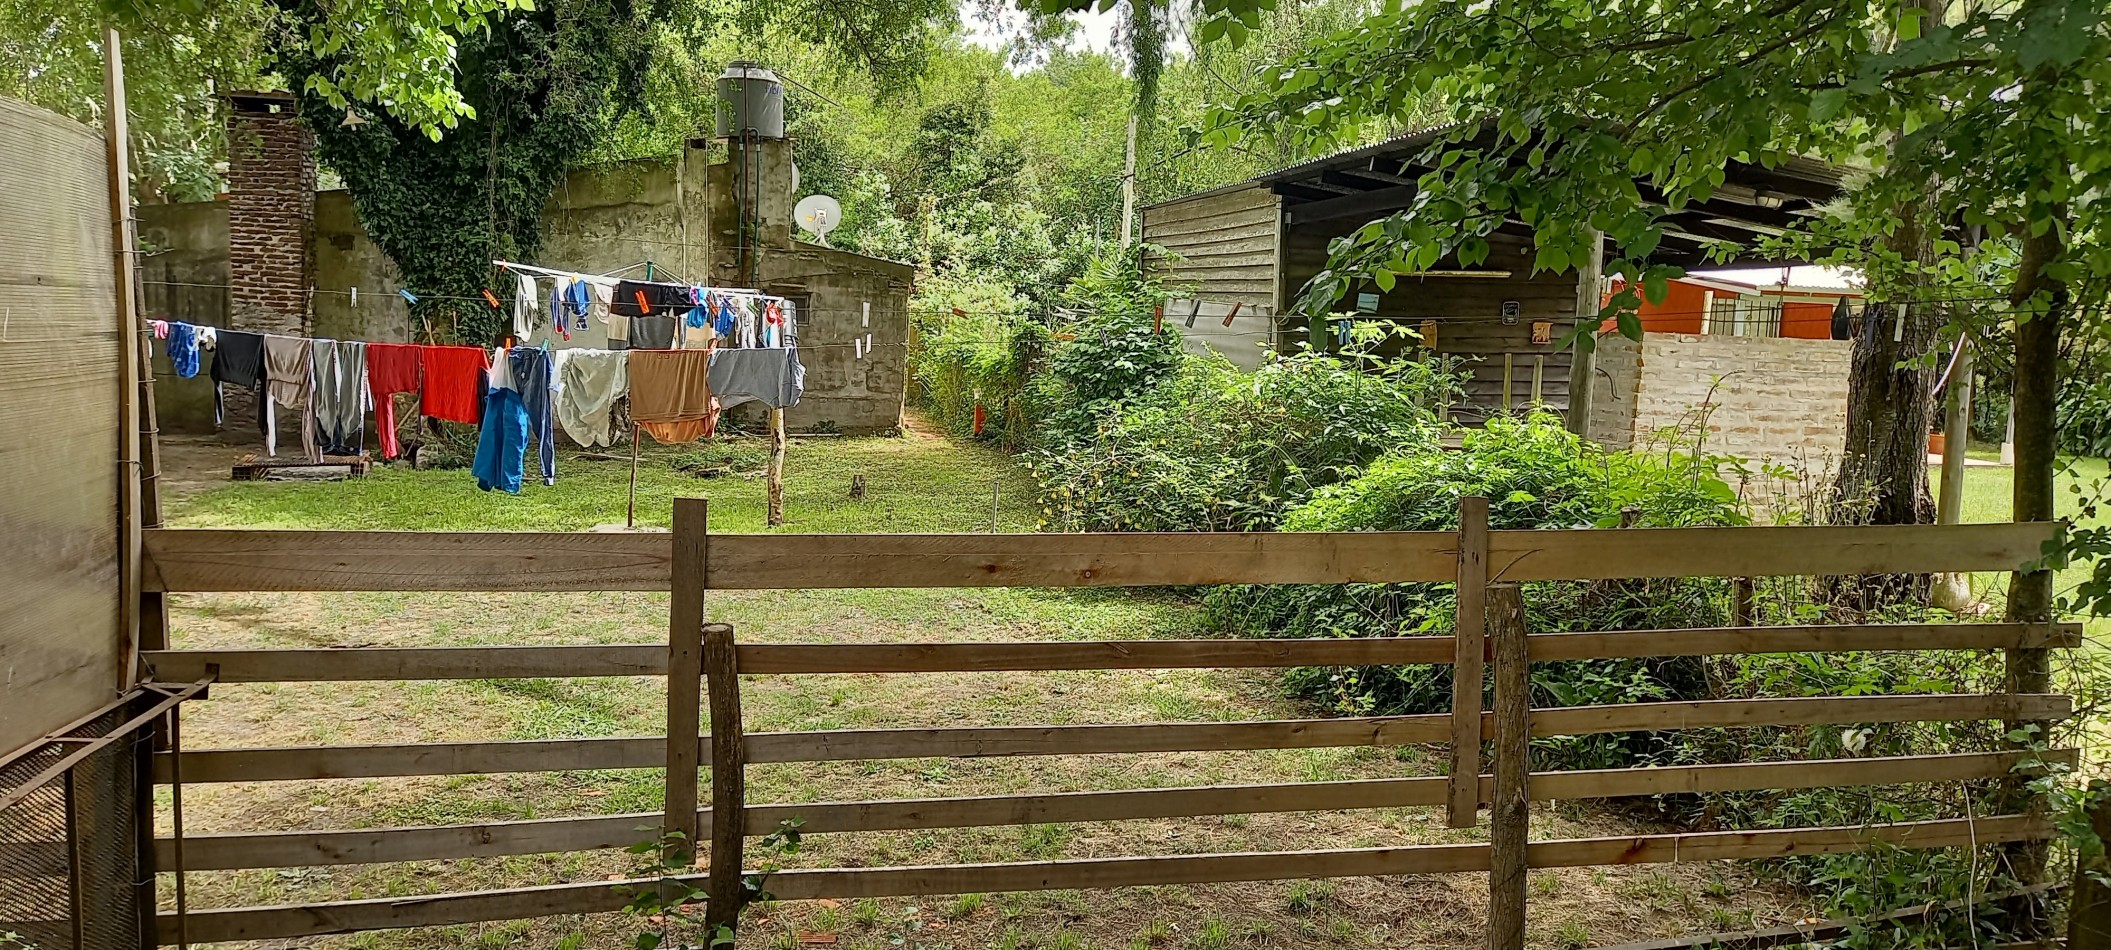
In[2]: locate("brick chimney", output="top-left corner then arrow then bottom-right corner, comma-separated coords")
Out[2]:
225,90 -> 314,334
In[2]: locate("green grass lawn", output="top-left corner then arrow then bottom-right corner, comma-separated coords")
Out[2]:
1931,447 -> 2107,628
157,426 -> 1801,949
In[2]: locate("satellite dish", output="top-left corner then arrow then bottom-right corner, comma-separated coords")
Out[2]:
795,194 -> 844,245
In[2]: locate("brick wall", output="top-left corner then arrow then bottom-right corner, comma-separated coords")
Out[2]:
1591,332 -> 1850,472
225,91 -> 314,334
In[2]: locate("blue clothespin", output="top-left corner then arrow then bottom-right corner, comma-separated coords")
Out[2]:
399,289 -> 419,305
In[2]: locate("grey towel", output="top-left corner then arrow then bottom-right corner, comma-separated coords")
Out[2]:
313,339 -> 367,456
709,346 -> 801,410
630,315 -> 677,350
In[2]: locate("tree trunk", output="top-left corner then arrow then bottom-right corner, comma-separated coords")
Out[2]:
1827,211 -> 1941,607
2000,217 -> 2065,892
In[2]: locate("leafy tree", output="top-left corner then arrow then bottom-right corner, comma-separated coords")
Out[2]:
1167,0 -> 2107,890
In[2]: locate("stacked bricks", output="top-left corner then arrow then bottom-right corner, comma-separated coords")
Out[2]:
1626,332 -> 1852,469
225,91 -> 314,335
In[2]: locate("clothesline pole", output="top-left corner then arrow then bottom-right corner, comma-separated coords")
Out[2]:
767,409 -> 786,527
628,421 -> 641,529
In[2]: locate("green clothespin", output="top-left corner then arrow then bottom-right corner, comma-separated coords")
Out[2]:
645,261 -> 655,281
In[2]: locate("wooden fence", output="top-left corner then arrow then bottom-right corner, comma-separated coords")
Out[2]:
136,499 -> 2077,946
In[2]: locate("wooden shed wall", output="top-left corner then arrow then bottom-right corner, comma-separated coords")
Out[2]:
1281,227 -> 1579,419
1141,185 -> 1281,310
0,98 -> 122,758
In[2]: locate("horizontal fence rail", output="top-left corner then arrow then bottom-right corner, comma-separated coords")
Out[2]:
143,507 -> 2076,947
155,749 -> 2070,871
139,621 -> 2080,683
150,693 -> 2070,783
157,814 -> 2055,945
143,521 -> 2056,592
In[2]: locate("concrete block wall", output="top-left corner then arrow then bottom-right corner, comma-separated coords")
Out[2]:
1591,332 -> 1850,470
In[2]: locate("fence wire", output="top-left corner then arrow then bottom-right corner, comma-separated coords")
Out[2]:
0,707 -> 148,950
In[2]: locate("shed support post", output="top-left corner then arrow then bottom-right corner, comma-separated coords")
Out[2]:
1487,582 -> 1529,950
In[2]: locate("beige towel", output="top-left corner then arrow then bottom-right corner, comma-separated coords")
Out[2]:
557,349 -> 630,448
262,335 -> 320,461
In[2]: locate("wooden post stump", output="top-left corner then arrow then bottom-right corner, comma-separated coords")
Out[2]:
1448,495 -> 1490,828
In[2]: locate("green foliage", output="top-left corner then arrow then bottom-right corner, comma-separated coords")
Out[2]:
1034,247 -> 1188,433
1205,413 -> 1744,762
2059,374 -> 2111,459
911,275 -> 1049,448
1030,332 -> 1462,532
281,0 -> 665,344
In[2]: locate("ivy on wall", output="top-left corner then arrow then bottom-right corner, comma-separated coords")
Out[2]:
277,0 -> 663,344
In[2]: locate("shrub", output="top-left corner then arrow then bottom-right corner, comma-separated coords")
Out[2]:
1204,412 -> 1747,766
911,275 -> 1049,448
1029,333 -> 1465,532
1031,248 -> 1188,438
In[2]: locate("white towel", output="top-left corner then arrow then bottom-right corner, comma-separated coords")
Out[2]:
513,272 -> 539,339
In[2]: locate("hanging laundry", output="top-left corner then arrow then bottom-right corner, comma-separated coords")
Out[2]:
472,357 -> 530,494
262,335 -> 321,462
366,342 -> 422,459
420,345 -> 490,425
150,320 -> 169,340
511,347 -> 557,486
610,280 -> 692,318
684,287 -> 708,329
590,282 -> 628,349
563,278 -> 594,330
556,349 -> 629,447
630,314 -> 678,350
628,349 -> 718,444
709,292 -> 738,338
710,348 -> 802,410
209,329 -> 266,427
166,321 -> 203,378
546,275 -> 572,342
513,272 -> 540,339
730,296 -> 759,348
312,339 -> 368,457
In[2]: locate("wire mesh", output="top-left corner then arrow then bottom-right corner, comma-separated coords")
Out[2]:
0,707 -> 148,950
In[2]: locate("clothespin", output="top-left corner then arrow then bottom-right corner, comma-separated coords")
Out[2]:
350,286 -> 357,306
1153,305 -> 1164,334
862,301 -> 871,328
399,289 -> 419,305
1222,301 -> 1243,327
855,337 -> 865,359
865,333 -> 873,354
481,289 -> 501,309
951,307 -> 968,318
636,289 -> 652,314
1893,302 -> 1908,344
1184,299 -> 1202,328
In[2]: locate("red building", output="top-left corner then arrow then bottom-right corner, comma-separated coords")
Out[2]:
1615,265 -> 1862,340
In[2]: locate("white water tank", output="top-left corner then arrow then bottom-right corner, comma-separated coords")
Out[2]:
716,62 -> 785,139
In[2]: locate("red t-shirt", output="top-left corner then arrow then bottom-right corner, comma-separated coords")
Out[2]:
420,345 -> 489,425
367,343 -> 423,399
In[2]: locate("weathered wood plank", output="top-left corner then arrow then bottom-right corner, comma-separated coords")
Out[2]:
142,623 -> 2073,685
157,815 -> 2050,943
743,717 -> 1452,763
664,499 -> 709,861
1487,584 -> 1530,950
1448,496 -> 1490,828
155,811 -> 682,870
155,750 -> 2065,870
143,528 -> 671,592
1490,522 -> 2055,582
705,532 -> 1460,589
154,697 -> 2065,782
1530,693 -> 2069,737
1528,623 -> 2082,660
143,522 -> 2061,593
738,638 -> 1456,673
144,645 -> 668,682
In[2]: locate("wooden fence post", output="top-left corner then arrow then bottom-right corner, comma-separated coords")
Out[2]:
1449,495 -> 1491,828
666,499 -> 708,860
1487,582 -> 1529,950
701,620 -> 746,931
